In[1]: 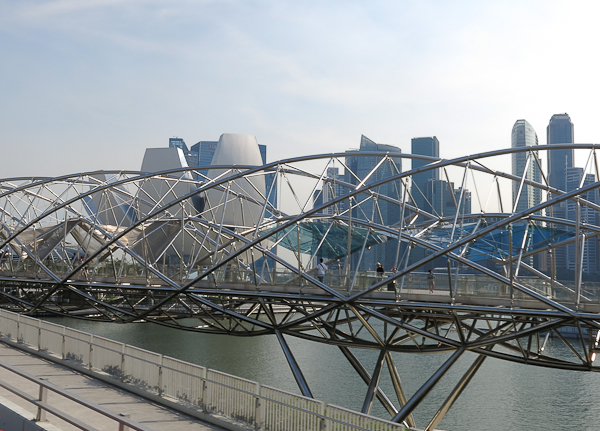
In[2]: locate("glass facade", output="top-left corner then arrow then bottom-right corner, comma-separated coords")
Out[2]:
511,119 -> 542,214
565,167 -> 598,273
547,113 -> 574,193
169,138 -> 198,168
411,137 -> 440,215
344,135 -> 402,270
194,141 -> 219,176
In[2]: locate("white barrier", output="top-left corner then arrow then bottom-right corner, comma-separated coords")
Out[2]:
0,309 -> 412,431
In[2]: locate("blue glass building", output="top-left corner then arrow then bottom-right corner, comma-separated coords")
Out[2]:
169,138 -> 198,168
547,113 -> 574,194
344,135 -> 402,270
411,137 -> 440,215
511,120 -> 542,214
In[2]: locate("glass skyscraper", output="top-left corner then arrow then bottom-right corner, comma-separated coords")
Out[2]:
511,119 -> 542,214
565,167 -> 598,273
344,135 -> 402,270
547,113 -> 574,194
411,137 -> 440,215
193,141 -> 219,176
546,114 -> 574,272
169,138 -> 198,168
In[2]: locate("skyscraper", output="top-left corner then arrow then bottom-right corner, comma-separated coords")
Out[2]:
546,114 -> 574,272
511,120 -> 542,214
411,137 -> 440,214
565,167 -> 598,274
344,135 -> 402,270
547,113 -> 574,194
169,137 -> 198,168
192,141 -> 219,176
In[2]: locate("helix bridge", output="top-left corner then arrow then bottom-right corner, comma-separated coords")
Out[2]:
1,144 -> 600,430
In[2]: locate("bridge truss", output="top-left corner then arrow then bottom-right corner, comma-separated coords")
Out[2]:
2,144 -> 600,429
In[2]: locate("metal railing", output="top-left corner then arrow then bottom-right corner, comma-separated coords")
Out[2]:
0,309 -> 413,431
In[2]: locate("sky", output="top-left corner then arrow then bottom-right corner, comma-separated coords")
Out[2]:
1,0 -> 600,179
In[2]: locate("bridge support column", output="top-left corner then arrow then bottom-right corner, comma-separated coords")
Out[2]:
426,349 -> 489,431
361,349 -> 386,415
392,347 -> 465,424
275,330 -> 313,398
385,352 -> 415,429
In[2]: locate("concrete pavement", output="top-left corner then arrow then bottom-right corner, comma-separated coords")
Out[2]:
0,341 -> 228,431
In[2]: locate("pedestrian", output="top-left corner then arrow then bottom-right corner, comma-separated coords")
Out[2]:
376,262 -> 385,282
428,269 -> 436,293
317,258 -> 327,283
387,266 -> 397,292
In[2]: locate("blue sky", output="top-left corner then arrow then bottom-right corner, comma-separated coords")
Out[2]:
1,0 -> 599,178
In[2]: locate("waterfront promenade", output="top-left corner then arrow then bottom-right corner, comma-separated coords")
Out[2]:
0,341 -> 227,431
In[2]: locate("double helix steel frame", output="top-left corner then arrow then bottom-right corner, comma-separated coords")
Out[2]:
2,144 -> 600,429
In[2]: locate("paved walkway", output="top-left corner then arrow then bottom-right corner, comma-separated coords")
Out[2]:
0,341 -> 227,431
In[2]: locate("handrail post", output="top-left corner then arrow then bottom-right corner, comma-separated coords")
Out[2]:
121,344 -> 126,381
158,365 -> 163,396
89,334 -> 94,370
118,412 -> 130,431
201,378 -> 207,411
320,415 -> 327,431
254,395 -> 261,431
37,319 -> 42,351
254,383 -> 263,430
36,380 -> 47,422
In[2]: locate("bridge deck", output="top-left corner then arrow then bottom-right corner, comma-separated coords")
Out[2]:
4,269 -> 600,315
0,341 -> 226,431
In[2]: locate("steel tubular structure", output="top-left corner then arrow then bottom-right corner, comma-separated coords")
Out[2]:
2,144 -> 600,428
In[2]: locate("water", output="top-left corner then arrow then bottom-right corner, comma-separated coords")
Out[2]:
45,317 -> 600,430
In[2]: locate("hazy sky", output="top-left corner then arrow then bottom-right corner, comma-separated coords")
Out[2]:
1,0 -> 599,178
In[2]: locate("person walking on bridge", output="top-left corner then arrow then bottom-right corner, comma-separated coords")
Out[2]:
428,269 -> 436,293
317,258 -> 327,283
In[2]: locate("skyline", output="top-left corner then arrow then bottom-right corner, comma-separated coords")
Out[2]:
2,1 -> 600,178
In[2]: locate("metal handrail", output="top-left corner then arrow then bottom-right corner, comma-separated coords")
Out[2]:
0,310 -> 409,431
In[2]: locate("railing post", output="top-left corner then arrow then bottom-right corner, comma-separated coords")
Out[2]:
158,357 -> 163,397
118,412 -> 130,431
201,378 -> 207,411
61,326 -> 66,360
255,383 -> 263,430
320,415 -> 327,431
16,314 -> 20,343
254,395 -> 262,431
89,334 -> 94,370
37,319 -> 42,351
36,380 -> 47,422
121,344 -> 126,381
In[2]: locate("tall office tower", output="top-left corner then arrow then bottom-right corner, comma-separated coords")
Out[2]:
411,137 -> 440,215
319,167 -> 346,215
511,120 -> 542,214
565,167 -> 598,274
546,114 -> 574,272
547,113 -> 574,194
345,135 -> 402,270
427,179 -> 472,218
169,138 -> 198,168
192,141 -> 219,176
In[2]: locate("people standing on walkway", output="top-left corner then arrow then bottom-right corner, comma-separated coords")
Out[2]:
387,266 -> 398,292
376,262 -> 384,281
428,269 -> 436,293
317,258 -> 327,283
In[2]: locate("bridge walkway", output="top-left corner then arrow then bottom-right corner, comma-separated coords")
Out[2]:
0,341 -> 227,431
